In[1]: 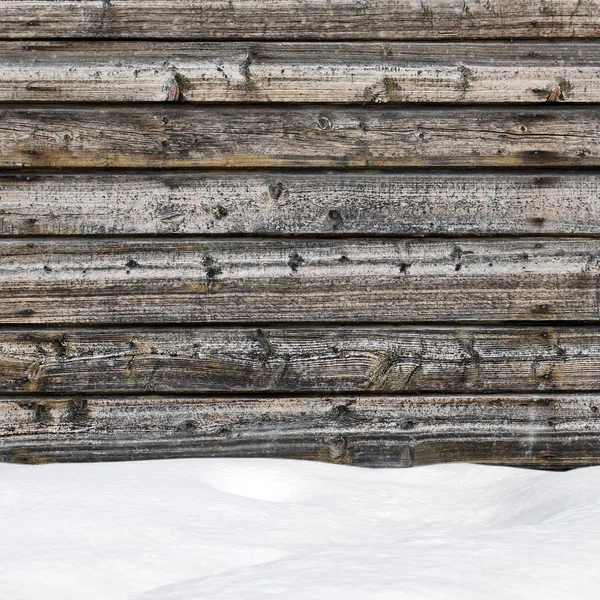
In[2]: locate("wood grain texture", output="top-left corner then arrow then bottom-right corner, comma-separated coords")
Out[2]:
2,41 -> 600,103
2,4 -> 599,472
3,105 -> 600,169
2,394 -> 599,469
2,1 -> 600,40
2,326 -> 600,394
2,170 -> 600,236
0,237 -> 599,324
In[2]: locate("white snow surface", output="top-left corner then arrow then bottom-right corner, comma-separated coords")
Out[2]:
2,458 -> 600,600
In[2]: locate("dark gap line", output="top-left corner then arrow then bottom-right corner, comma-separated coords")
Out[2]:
5,36 -> 600,43
6,39 -> 600,46
1,390 -> 597,399
3,101 -> 600,109
1,320 -> 599,330
2,232 -> 600,240
2,166 -> 600,175
5,165 -> 600,173
2,231 -> 600,241
2,100 -> 600,108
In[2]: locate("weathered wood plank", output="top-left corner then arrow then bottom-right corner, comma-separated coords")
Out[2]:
0,237 -> 598,324
2,170 -> 599,236
3,105 -> 600,169
2,394 -> 599,469
2,41 -> 600,103
2,326 -> 600,393
2,1 -> 600,40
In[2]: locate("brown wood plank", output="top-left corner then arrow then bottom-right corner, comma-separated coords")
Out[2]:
1,170 -> 599,236
3,105 -> 600,169
2,41 -> 600,103
2,326 -> 600,394
0,237 -> 598,324
2,394 -> 599,469
2,1 -> 600,40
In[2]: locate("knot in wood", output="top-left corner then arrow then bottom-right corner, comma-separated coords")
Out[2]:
325,436 -> 348,461
316,115 -> 333,131
268,182 -> 283,199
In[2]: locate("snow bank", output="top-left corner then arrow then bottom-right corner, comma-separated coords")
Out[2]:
2,458 -> 599,599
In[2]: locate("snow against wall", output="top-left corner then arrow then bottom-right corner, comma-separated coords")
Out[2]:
2,458 -> 599,599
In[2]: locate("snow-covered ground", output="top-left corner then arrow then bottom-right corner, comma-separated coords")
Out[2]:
2,458 -> 599,600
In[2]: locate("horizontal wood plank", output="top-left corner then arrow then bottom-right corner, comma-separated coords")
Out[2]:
2,394 -> 599,469
0,237 -> 598,324
3,105 -> 600,169
2,1 -> 600,40
2,41 -> 600,103
2,326 -> 600,393
2,170 -> 600,236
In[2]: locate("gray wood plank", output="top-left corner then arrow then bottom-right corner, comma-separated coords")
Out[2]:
3,105 -> 600,169
2,326 -> 600,393
2,41 -> 600,103
2,394 -> 599,469
0,237 -> 598,324
2,1 -> 600,40
2,170 -> 599,236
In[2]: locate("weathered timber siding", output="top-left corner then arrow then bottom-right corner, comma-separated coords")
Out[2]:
0,237 -> 598,324
2,1 -> 600,40
1,42 -> 600,104
1,326 -> 600,394
3,395 -> 600,469
0,171 -> 597,236
3,105 -> 600,168
1,1 -> 600,469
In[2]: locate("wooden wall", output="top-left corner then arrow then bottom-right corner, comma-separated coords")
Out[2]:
2,0 -> 600,468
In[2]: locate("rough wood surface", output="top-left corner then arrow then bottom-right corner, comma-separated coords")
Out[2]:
2,105 -> 600,168
2,1 -> 600,40
2,326 -> 600,394
2,3 -> 599,472
2,41 -> 600,103
0,237 -> 599,324
2,394 -> 599,469
1,170 -> 599,236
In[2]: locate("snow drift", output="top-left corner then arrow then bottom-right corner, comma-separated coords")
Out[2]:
2,458 -> 599,599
